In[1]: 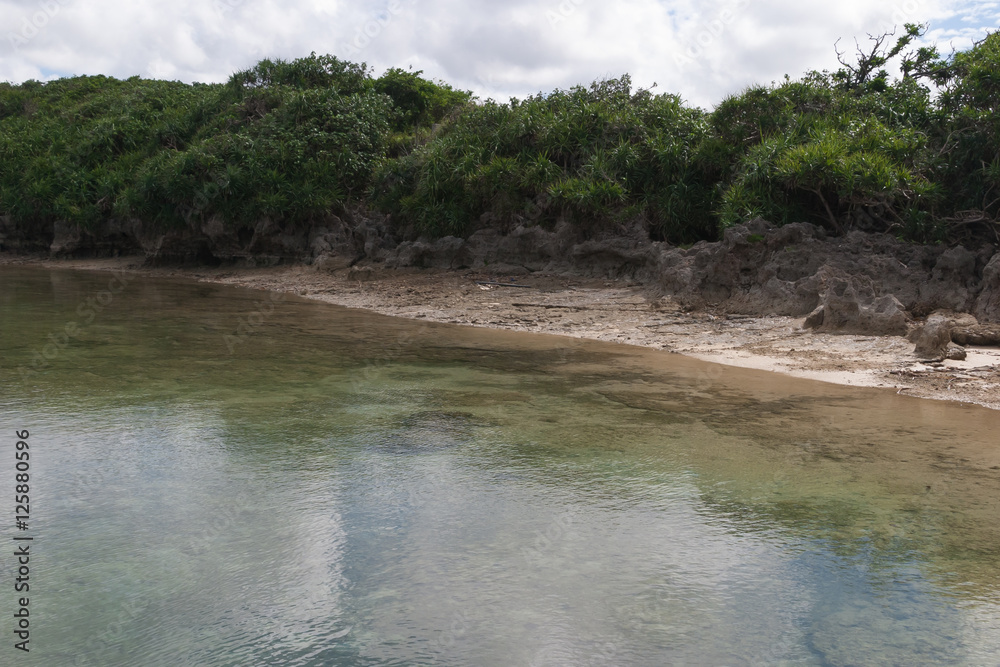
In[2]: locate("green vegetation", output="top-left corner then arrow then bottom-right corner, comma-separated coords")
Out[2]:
0,54 -> 467,234
373,76 -> 715,240
2,26 -> 999,248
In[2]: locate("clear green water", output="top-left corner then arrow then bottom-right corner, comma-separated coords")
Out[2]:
1,267 -> 999,666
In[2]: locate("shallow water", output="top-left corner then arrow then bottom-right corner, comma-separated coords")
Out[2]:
1,267 -> 999,666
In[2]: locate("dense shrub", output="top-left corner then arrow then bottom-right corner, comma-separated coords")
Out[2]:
2,27 -> 999,248
0,76 -> 215,228
0,55 -> 456,233
715,77 -> 937,235
373,67 -> 471,132
372,75 -> 717,241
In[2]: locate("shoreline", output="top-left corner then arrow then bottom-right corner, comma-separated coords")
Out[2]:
4,253 -> 1000,411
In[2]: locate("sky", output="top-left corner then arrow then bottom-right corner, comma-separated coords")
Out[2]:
0,0 -> 997,108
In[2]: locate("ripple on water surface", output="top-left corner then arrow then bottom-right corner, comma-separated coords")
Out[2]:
1,267 -> 999,666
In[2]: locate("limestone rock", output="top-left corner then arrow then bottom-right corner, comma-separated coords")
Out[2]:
912,315 -> 954,359
5,209 -> 1000,332
920,245 -> 979,312
933,310 -> 979,328
658,219 -> 989,319
803,305 -> 825,329
944,343 -> 967,361
314,253 -> 358,272
50,221 -> 82,256
805,276 -> 909,336
975,253 -> 1000,323
385,236 -> 468,269
951,323 -> 1000,346
347,265 -> 376,282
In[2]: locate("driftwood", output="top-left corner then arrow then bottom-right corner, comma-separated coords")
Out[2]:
951,324 -> 1000,347
475,281 -> 533,289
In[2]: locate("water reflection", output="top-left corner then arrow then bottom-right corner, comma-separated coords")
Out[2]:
1,267 -> 998,666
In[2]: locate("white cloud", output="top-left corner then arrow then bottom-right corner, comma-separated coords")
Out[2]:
0,0 -> 995,108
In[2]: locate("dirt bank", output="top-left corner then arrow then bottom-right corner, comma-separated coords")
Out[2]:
4,253 -> 999,411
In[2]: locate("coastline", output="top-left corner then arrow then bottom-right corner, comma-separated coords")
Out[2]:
4,253 -> 1000,411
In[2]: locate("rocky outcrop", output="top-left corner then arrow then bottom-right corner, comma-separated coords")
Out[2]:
951,323 -> 1000,346
18,208 -> 397,266
975,253 -> 1000,323
911,314 -> 956,360
660,221 -> 829,315
384,222 -> 580,272
7,213 -> 1000,335
0,215 -> 53,253
311,211 -> 397,269
655,219 -> 993,323
803,279 -> 909,336
49,219 -> 144,258
905,311 -> 995,359
376,216 -> 998,334
945,344 -> 968,360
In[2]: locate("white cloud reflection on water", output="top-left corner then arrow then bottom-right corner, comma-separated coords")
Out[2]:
3,266 -> 1000,665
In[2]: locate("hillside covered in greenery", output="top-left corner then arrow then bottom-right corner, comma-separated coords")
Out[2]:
1,25 -> 998,251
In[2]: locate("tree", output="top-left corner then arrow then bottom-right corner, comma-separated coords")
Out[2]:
834,23 -> 926,92
373,68 -> 471,131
